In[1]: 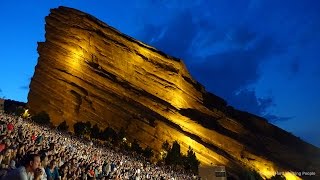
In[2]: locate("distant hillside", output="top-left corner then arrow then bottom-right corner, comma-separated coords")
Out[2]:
3,99 -> 26,114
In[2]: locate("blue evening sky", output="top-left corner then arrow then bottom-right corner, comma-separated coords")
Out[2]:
0,0 -> 319,147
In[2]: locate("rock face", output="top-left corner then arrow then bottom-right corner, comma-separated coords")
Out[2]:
28,6 -> 319,179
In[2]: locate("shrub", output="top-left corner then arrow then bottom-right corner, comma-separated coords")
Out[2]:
90,124 -> 101,139
268,174 -> 286,180
240,169 -> 263,180
143,146 -> 154,159
131,139 -> 143,154
57,120 -> 69,131
73,121 -> 91,136
165,141 -> 182,166
183,146 -> 200,174
32,111 -> 51,125
101,127 -> 117,141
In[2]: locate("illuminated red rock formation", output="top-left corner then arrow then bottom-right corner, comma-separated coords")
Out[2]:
28,6 -> 319,179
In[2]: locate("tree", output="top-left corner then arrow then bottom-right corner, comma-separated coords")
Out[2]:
143,146 -> 154,159
240,170 -> 263,180
120,139 -> 131,150
32,111 -> 51,125
57,120 -> 69,132
131,139 -> 143,153
73,122 -> 91,136
101,127 -> 116,141
162,140 -> 171,152
90,124 -> 101,139
268,175 -> 286,180
4,99 -> 26,114
14,106 -> 25,116
118,128 -> 126,140
84,121 -> 92,136
183,146 -> 200,174
165,141 -> 183,166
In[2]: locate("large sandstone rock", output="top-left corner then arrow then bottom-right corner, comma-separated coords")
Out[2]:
28,6 -> 319,179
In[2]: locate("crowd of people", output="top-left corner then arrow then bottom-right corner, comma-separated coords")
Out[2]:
0,112 -> 198,180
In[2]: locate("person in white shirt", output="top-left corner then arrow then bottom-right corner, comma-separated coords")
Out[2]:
3,154 -> 42,180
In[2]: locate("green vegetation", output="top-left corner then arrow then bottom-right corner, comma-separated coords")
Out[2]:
161,140 -> 200,174
70,122 -> 199,174
239,169 -> 263,180
3,99 -> 26,115
32,111 -> 51,125
268,174 -> 286,180
27,113 -> 199,175
57,120 -> 69,131
184,146 -> 200,174
73,121 -> 91,136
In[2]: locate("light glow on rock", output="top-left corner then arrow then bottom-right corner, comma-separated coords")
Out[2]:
283,172 -> 302,180
69,48 -> 84,70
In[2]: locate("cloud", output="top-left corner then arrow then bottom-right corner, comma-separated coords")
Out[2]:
231,89 -> 274,115
137,8 -> 287,121
190,32 -> 287,120
20,86 -> 29,90
227,25 -> 257,46
139,10 -> 197,59
263,114 -> 293,123
138,24 -> 163,44
190,34 -> 280,97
